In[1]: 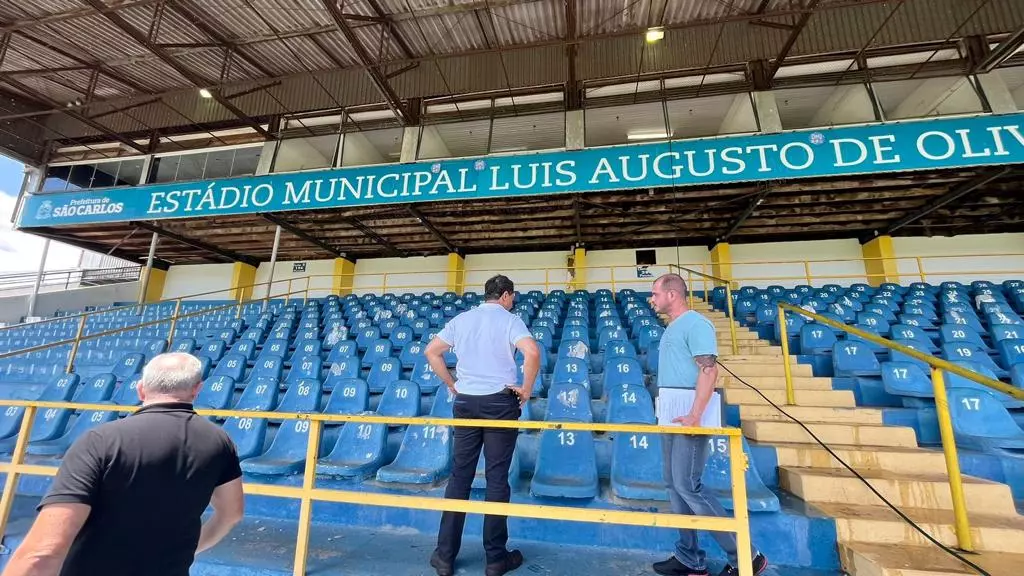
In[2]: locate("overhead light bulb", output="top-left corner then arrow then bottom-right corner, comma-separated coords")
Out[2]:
199,88 -> 213,98
645,27 -> 665,43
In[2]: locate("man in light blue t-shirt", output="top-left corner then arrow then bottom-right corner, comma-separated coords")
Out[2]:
651,273 -> 767,576
426,275 -> 541,576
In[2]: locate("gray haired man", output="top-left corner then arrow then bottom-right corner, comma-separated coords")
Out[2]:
3,352 -> 244,576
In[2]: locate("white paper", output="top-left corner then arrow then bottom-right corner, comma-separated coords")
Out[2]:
656,388 -> 722,428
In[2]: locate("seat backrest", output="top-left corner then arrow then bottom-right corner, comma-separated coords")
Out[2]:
260,339 -> 290,360
322,378 -> 369,415
997,339 -> 1024,369
880,361 -> 932,397
212,353 -> 247,382
376,380 -> 421,417
198,339 -> 227,361
607,385 -> 655,424
291,339 -> 323,362
361,338 -> 394,367
276,378 -> 323,413
367,357 -> 402,391
195,375 -> 235,409
171,338 -> 197,353
603,357 -> 644,390
544,382 -> 593,423
325,357 -> 360,382
798,323 -> 837,354
112,374 -> 142,406
411,358 -> 441,392
235,377 -> 279,411
832,341 -> 880,375
74,373 -> 117,402
552,357 -> 590,389
605,339 -> 637,359
39,373 -> 80,402
399,341 -> 425,368
948,387 -> 1022,438
429,388 -> 455,417
942,342 -> 999,371
287,355 -> 323,385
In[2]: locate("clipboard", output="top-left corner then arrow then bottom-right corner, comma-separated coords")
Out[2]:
655,388 -> 722,428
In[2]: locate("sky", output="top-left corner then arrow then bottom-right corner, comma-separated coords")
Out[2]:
0,155 -> 84,274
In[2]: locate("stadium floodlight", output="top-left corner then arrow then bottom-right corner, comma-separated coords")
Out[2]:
645,27 -> 664,43
199,88 -> 213,98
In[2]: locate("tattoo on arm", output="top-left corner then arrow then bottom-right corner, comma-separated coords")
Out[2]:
694,354 -> 718,373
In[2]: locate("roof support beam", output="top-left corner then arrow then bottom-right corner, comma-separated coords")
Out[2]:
131,221 -> 261,266
863,167 -> 1013,241
262,213 -> 344,258
82,0 -> 270,138
164,2 -> 278,79
719,183 -> 772,243
29,228 -> 172,270
406,205 -> 457,254
977,26 -> 1024,73
342,217 -> 406,257
320,0 -> 410,124
768,0 -> 822,79
565,0 -> 581,110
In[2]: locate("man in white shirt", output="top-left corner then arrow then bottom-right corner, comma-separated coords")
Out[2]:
427,275 -> 541,576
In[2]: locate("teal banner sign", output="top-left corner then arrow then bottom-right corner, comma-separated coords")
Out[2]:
19,112 -> 1024,228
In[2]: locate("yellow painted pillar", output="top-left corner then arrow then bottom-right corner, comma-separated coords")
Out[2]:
862,235 -> 899,286
570,247 -> 586,291
140,268 -> 167,303
446,253 -> 465,294
710,243 -> 732,282
334,257 -> 356,295
230,262 -> 257,302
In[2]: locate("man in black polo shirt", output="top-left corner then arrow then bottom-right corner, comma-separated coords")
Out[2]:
3,352 -> 244,576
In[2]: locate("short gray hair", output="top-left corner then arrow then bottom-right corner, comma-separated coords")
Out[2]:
140,353 -> 203,395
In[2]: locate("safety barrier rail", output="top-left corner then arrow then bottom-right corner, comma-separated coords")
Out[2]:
775,301 -> 1024,552
0,266 -> 141,294
0,400 -> 756,576
668,264 -> 739,356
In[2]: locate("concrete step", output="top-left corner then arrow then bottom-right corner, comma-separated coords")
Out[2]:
719,375 -> 835,390
772,444 -> 947,475
718,362 -> 814,377
742,421 -> 918,448
721,388 -> 856,408
720,354 -> 797,363
839,541 -> 1024,575
740,405 -> 884,425
780,467 -> 1018,517
816,502 -> 1024,554
715,331 -> 762,341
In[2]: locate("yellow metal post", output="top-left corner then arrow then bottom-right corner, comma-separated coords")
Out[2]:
803,261 -> 812,285
701,263 -> 708,304
724,284 -> 738,356
778,305 -> 796,405
65,315 -> 87,373
610,268 -> 616,294
931,367 -> 973,552
167,299 -> 182,346
382,273 -> 388,295
687,270 -> 695,309
916,257 -> 927,283
729,434 -> 754,576
0,406 -> 36,538
286,279 -> 293,306
293,418 -> 321,576
304,277 -> 310,304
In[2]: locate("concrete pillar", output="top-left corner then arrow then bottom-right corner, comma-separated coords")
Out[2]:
719,94 -> 758,134
570,247 -> 586,291
26,238 -> 50,317
862,235 -> 899,286
566,109 -> 585,150
752,92 -> 782,133
265,225 -> 281,306
137,232 -> 159,305
710,243 -> 732,282
230,262 -> 257,302
399,126 -> 420,163
140,269 -> 167,303
446,253 -> 465,294
976,72 -> 1020,114
256,141 -> 278,175
334,257 -> 356,296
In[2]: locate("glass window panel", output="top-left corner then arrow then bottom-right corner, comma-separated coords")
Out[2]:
231,147 -> 261,177
872,76 -> 984,120
341,128 -> 403,167
117,159 -> 144,186
489,112 -> 565,153
204,149 -> 235,179
274,135 -> 338,172
774,84 -> 876,129
67,164 -> 95,191
175,153 -> 206,182
150,156 -> 180,183
585,102 -> 666,147
91,162 -> 119,189
667,93 -> 757,138
417,120 -> 491,160
43,166 -> 71,192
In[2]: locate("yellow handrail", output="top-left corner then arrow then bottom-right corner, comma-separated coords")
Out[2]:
0,400 -> 755,576
776,301 -> 1024,552
669,265 -> 739,356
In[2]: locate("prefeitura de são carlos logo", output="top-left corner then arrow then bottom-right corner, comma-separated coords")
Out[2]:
35,200 -> 53,220
36,197 -> 124,220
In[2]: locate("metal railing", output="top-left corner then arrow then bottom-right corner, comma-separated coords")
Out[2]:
668,264 -> 739,356
775,301 -> 1024,552
0,265 -> 141,294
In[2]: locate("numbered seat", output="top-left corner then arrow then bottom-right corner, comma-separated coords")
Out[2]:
947,361 -> 1023,409
603,357 -> 644,392
0,373 -> 114,453
356,326 -> 380,353
323,378 -> 369,415
942,343 -> 1008,378
170,338 -> 197,354
399,341 -> 425,370
326,340 -> 358,365
323,360 -> 360,390
195,376 -> 236,410
552,358 -> 590,390
832,342 -> 881,378
545,383 -> 594,423
604,340 -> 637,360
376,422 -> 454,484
258,339 -> 290,362
610,431 -> 664,500
607,384 -> 654,424
234,378 -> 280,412
367,357 -> 402,394
948,388 -> 1024,452
27,409 -> 119,457
0,374 -> 79,442
248,355 -> 283,384
998,339 -> 1024,369
880,362 -> 932,398
703,436 -> 779,511
377,380 -> 421,418
228,338 -> 257,361
798,323 -> 838,355
530,425 -> 599,499
289,339 -> 323,365
390,326 -> 414,348
111,375 -> 142,406
211,353 -> 247,382
286,355 -> 323,386
891,325 -> 938,353
240,379 -> 324,476
410,358 -> 442,395
361,338 -> 393,368
197,339 -> 227,362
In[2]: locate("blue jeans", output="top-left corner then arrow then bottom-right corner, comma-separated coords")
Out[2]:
662,433 -> 757,569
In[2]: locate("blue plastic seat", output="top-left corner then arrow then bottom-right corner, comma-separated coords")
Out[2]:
195,375 -> 236,410
942,343 -> 1008,378
603,357 -> 644,391
998,339 -> 1024,369
410,358 -> 442,394
377,422 -> 453,484
0,374 -> 79,441
703,436 -> 780,512
286,355 -> 323,386
605,340 -> 638,360
946,361 -> 1022,408
324,359 -> 360,389
531,426 -> 599,499
28,409 -> 119,457
211,353 -> 247,382
552,358 -> 590,390
947,388 -> 1024,451
229,338 -> 257,361
0,373 -> 115,452
545,382 -> 593,423
607,384 -> 654,424
376,380 -> 421,418
317,414 -> 390,478
390,326 -> 414,348
234,378 -> 280,411
361,338 -> 393,368
799,323 -> 838,355
248,355 -> 283,383
289,339 -> 323,365
171,338 -> 197,353
367,356 -> 402,393
399,341 -> 425,369
241,417 -> 320,476
326,340 -> 358,365
112,375 -> 142,406
198,339 -> 227,362
356,326 -> 380,352
323,378 -> 369,415
276,378 -> 323,413
258,339 -> 289,361
832,342 -> 881,377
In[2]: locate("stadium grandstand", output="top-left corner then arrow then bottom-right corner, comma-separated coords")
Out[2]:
1,0 -> 1024,574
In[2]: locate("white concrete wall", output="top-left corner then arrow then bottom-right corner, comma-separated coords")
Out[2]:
465,251 -> 567,294
162,263 -> 235,300
893,233 -> 1024,284
354,256 -> 448,295
0,282 -> 141,324
731,239 -> 867,288
255,259 -> 336,300
586,246 -> 711,292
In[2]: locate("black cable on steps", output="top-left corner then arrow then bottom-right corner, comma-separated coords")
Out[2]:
716,361 -> 991,576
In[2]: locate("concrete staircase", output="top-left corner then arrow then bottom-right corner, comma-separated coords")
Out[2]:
694,301 -> 1024,575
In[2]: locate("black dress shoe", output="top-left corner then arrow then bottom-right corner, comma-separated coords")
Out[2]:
652,556 -> 709,576
485,549 -> 524,576
430,550 -> 453,576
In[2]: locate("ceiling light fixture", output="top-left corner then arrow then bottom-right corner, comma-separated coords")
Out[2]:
199,88 -> 213,98
645,27 -> 665,43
